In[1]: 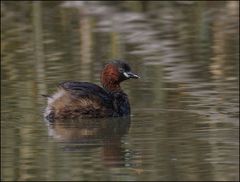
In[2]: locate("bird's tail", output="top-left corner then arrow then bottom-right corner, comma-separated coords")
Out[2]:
41,94 -> 52,98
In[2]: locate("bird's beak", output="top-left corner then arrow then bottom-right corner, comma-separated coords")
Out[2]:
123,72 -> 140,79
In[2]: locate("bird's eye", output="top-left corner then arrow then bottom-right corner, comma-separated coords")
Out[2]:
119,68 -> 124,72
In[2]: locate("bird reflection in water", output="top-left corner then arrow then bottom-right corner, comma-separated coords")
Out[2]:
45,117 -> 131,167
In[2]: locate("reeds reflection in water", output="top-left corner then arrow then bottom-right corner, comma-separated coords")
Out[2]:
1,1 -> 239,181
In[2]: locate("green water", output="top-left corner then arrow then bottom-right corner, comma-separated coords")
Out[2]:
1,1 -> 239,181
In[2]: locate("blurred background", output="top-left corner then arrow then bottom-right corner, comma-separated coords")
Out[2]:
1,1 -> 239,181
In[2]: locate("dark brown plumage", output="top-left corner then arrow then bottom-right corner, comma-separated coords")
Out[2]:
44,60 -> 139,121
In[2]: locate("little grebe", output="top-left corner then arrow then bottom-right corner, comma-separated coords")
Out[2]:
44,60 -> 139,120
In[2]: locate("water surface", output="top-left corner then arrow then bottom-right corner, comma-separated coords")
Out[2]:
1,1 -> 239,181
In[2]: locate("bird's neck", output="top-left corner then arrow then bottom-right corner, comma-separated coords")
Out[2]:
102,81 -> 122,92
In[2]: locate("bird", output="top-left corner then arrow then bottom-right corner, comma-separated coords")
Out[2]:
44,60 -> 139,121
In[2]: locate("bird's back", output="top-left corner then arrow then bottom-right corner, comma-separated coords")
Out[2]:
44,81 -> 114,120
